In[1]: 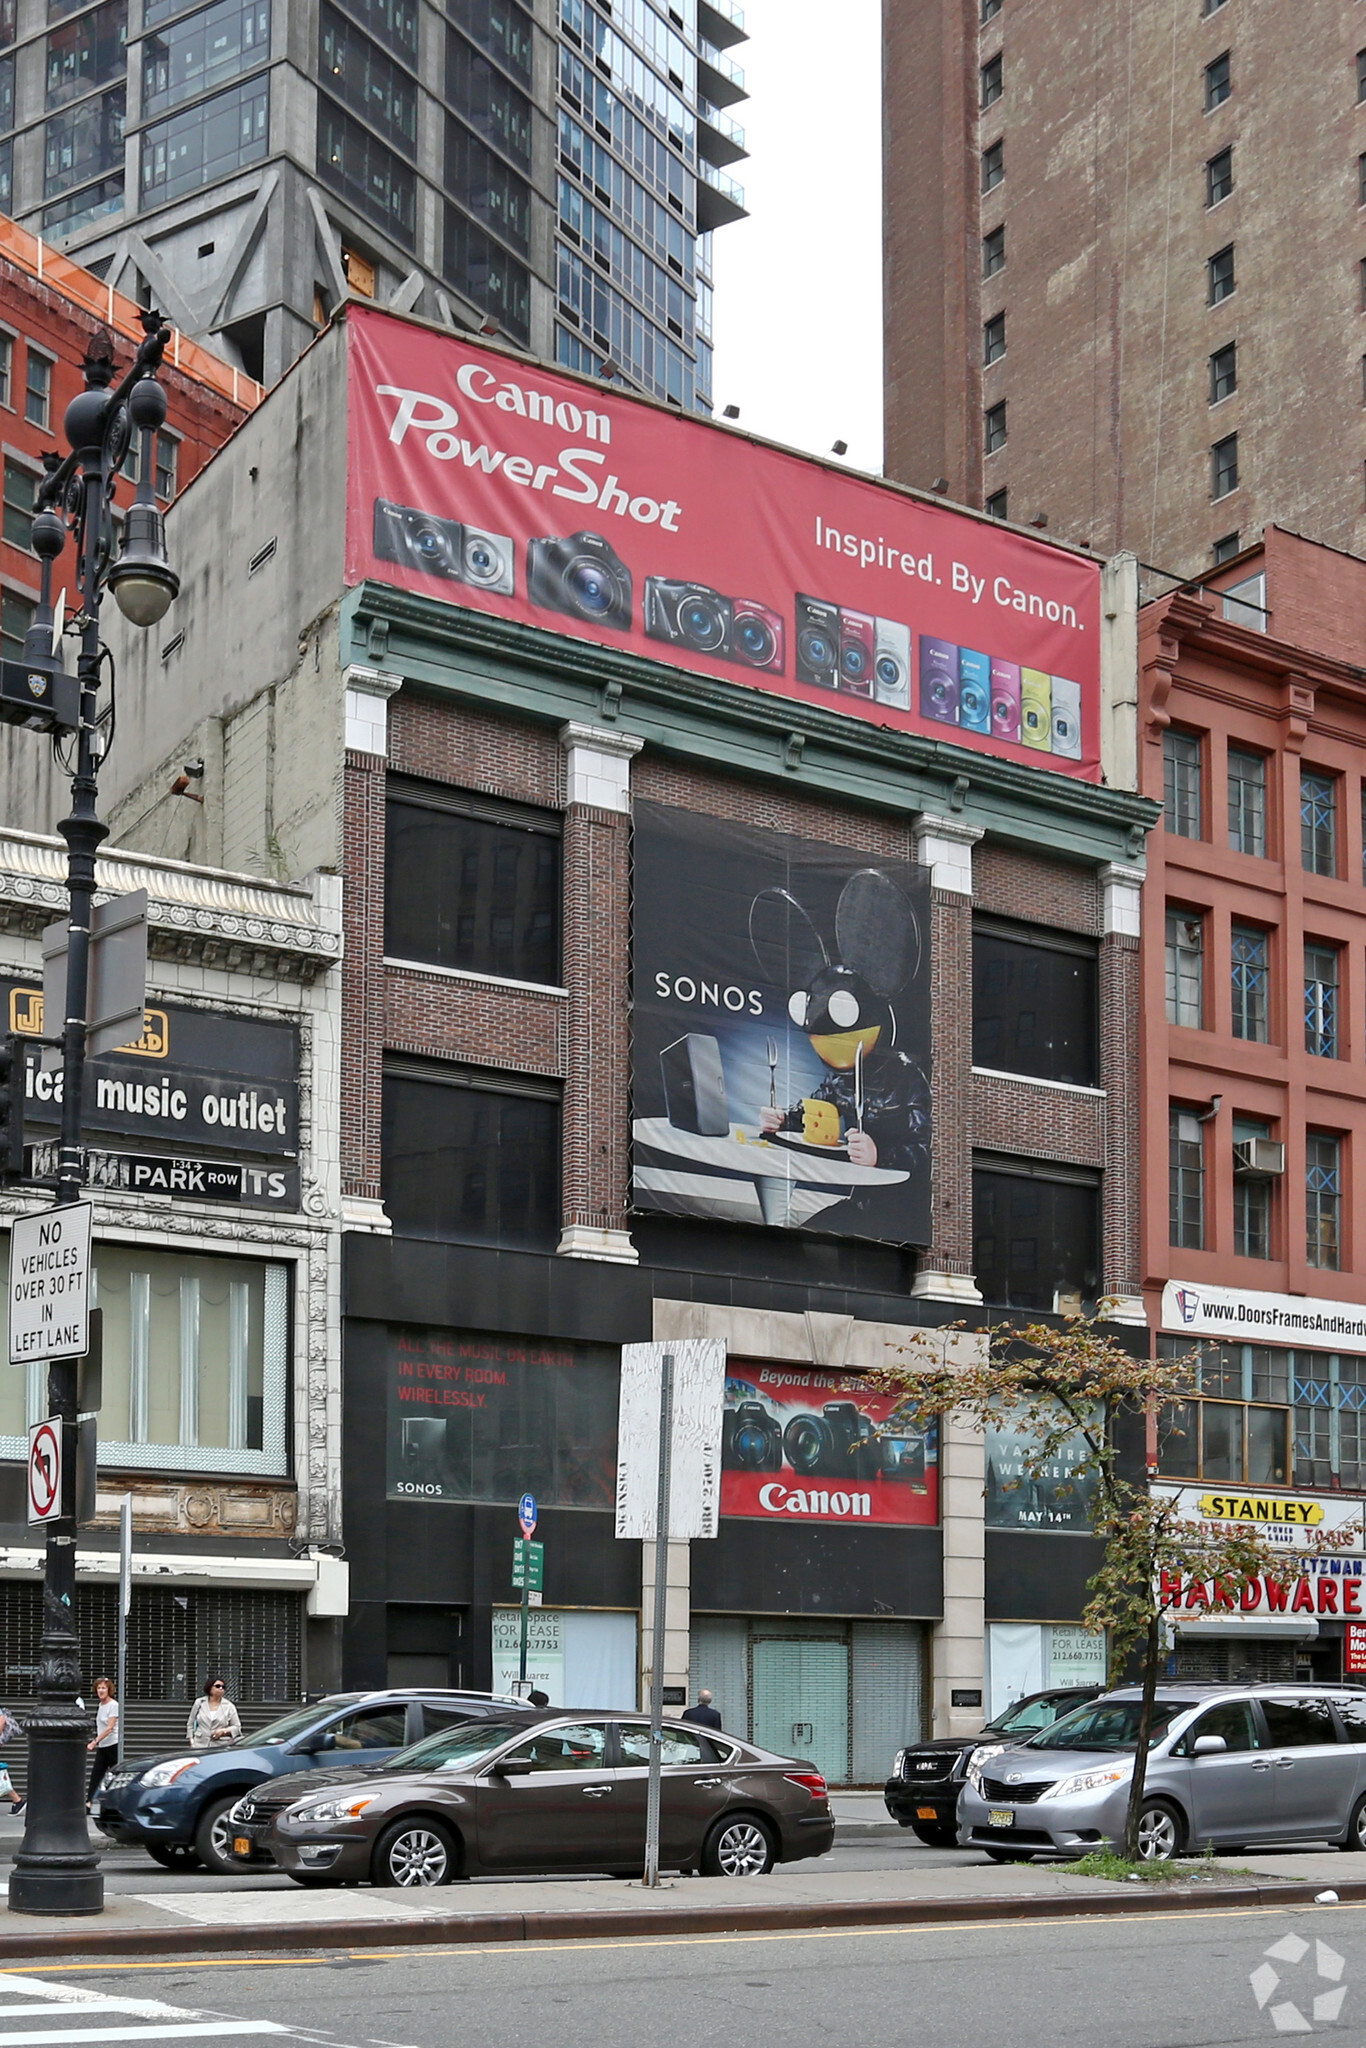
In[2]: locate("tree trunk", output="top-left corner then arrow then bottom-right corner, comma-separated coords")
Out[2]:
1122,1610 -> 1164,1860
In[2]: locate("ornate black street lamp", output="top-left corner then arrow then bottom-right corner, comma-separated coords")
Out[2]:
8,311 -> 178,1917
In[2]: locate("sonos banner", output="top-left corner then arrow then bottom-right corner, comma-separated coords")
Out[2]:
345,307 -> 1103,780
630,803 -> 932,1248
1162,1280 -> 1366,1354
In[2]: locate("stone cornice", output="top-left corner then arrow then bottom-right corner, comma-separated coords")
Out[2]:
0,830 -> 342,980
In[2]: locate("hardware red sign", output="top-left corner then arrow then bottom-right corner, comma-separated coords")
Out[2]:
345,308 -> 1103,781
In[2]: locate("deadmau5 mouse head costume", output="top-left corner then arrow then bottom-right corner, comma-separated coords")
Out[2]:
748,868 -> 929,1173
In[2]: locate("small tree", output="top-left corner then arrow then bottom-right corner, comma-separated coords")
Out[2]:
869,1318 -> 1351,1860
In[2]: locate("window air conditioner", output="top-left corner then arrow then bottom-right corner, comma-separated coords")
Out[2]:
1233,1138 -> 1285,1178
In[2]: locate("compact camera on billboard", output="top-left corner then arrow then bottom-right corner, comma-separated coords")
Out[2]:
1050,675 -> 1082,759
731,598 -> 785,674
645,580 -> 787,675
795,594 -> 841,688
839,610 -> 876,697
873,619 -> 911,707
527,530 -> 634,629
645,578 -> 734,655
373,498 -> 515,595
782,1402 -> 880,1481
1020,667 -> 1053,750
723,1401 -> 785,1471
958,648 -> 991,734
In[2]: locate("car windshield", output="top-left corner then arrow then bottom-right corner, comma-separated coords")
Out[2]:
382,1721 -> 529,1773
1024,1699 -> 1197,1753
245,1698 -> 368,1747
985,1695 -> 1079,1738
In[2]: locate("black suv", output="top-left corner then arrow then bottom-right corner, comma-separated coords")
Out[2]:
93,1689 -> 519,1874
884,1685 -> 1104,1845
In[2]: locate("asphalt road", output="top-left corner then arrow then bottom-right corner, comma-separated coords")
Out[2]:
8,1902 -> 1364,2046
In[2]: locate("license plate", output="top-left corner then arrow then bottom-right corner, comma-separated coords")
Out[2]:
987,1809 -> 1014,1828
916,1806 -> 938,1821
233,1837 -> 251,1856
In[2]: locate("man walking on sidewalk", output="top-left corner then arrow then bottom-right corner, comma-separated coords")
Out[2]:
681,1689 -> 722,1730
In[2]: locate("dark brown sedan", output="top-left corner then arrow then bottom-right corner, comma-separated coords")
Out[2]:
229,1712 -> 834,1887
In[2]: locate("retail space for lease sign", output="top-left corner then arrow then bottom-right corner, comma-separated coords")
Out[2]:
631,802 -> 932,1247
345,307 -> 1103,780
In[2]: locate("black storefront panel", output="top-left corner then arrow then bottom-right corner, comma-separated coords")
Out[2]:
984,1531 -> 1107,1623
692,1518 -> 942,1621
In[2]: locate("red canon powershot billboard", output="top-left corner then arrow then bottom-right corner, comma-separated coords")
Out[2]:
345,307 -> 1103,780
722,1364 -> 938,1529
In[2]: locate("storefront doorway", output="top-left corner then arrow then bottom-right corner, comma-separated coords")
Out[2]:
691,1614 -> 926,1784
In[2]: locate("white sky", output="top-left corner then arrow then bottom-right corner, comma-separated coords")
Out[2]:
708,0 -> 884,476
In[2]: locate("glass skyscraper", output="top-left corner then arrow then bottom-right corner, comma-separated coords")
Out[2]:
0,0 -> 746,399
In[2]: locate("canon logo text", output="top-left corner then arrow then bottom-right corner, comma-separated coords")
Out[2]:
758,1483 -> 872,1518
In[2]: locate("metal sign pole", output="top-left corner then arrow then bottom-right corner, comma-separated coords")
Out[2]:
643,1351 -> 674,1889
518,1583 -> 529,1692
116,1497 -> 131,1769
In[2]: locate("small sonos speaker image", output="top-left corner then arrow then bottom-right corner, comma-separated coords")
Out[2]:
659,1033 -> 730,1136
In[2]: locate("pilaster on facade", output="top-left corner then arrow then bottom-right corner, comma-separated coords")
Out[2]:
932,1410 -> 986,1739
913,813 -> 983,895
343,665 -> 404,759
640,1540 -> 692,1706
1099,862 -> 1145,939
559,722 -> 645,813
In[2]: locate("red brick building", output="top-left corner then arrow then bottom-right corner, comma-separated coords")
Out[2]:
0,213 -> 260,667
1141,528 -> 1366,1683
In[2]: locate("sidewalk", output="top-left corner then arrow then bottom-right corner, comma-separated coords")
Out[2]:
0,1846 -> 1358,1961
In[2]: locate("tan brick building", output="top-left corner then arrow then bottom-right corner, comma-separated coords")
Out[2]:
883,0 -> 1366,576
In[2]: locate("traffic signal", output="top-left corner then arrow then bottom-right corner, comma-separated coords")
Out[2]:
0,1033 -> 27,1182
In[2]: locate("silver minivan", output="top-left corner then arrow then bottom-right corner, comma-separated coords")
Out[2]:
957,1684 -> 1366,1860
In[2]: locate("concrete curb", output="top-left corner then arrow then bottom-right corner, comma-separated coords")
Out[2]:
0,1878 -> 1363,1961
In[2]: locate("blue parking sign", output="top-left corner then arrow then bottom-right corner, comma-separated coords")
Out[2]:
518,1493 -> 537,1537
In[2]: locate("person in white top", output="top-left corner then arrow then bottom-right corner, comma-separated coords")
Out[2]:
186,1677 -> 242,1750
86,1677 -> 119,1809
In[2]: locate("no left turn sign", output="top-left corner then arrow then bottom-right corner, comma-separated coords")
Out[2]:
27,1419 -> 62,1525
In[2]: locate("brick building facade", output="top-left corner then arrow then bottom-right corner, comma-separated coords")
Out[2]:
1141,527 -> 1366,1685
883,0 -> 1366,577
0,213 -> 259,671
48,308 -> 1158,1774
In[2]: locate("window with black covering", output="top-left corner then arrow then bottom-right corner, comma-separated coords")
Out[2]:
443,203 -> 531,342
447,27 -> 532,167
384,776 -> 561,985
446,114 -> 533,250
972,1157 -> 1101,1312
971,916 -> 1099,1086
382,1057 -> 560,1249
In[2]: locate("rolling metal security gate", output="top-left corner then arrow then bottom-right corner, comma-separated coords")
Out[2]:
691,1615 -> 926,1785
0,1580 -> 301,1793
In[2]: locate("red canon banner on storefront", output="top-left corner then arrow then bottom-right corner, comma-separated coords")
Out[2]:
721,1364 -> 938,1529
345,307 -> 1103,780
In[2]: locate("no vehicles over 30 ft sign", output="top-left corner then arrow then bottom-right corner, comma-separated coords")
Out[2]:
8,1203 -> 92,1365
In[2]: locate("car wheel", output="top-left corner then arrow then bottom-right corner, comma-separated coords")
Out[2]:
1340,1796 -> 1366,1852
700,1814 -> 776,1878
372,1818 -> 459,1887
1136,1800 -> 1184,1862
909,1822 -> 959,1848
144,1841 -> 202,1871
193,1794 -> 251,1876
984,1847 -> 1033,1863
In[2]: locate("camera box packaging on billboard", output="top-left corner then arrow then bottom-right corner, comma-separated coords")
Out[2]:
344,308 -> 1103,780
631,802 -> 932,1248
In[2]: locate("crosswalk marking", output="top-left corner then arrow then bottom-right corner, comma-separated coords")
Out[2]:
0,1977 -> 195,2020
0,2026 -> 287,2045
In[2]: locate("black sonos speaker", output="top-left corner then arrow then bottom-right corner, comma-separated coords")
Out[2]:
659,1033 -> 730,1136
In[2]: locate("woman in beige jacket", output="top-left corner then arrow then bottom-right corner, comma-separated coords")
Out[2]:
186,1677 -> 242,1749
